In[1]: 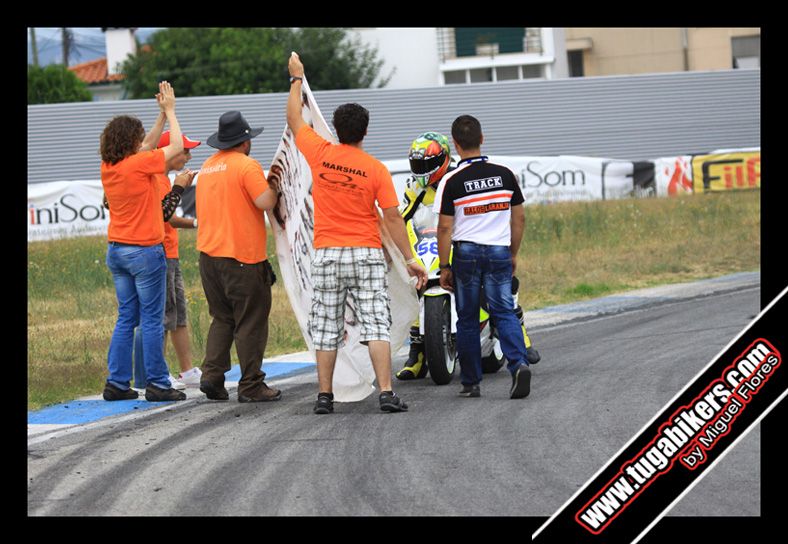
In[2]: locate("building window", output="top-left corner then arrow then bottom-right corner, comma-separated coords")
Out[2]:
442,64 -> 548,85
568,50 -> 584,77
455,28 -> 526,58
732,35 -> 760,69
522,64 -> 543,79
469,68 -> 493,83
444,70 -> 467,85
496,65 -> 520,81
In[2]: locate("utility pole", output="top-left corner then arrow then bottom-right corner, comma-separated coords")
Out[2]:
30,28 -> 39,67
61,27 -> 72,67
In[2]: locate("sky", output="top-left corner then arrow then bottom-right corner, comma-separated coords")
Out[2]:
27,28 -> 161,67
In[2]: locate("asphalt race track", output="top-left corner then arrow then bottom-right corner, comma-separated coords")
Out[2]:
27,286 -> 760,516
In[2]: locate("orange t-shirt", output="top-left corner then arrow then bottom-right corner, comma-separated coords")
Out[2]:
195,150 -> 269,264
155,173 -> 179,259
102,149 -> 166,246
295,125 -> 398,249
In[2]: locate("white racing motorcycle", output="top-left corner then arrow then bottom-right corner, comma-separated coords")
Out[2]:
406,210 -> 511,385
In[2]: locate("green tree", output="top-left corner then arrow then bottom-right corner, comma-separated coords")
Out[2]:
282,28 -> 393,90
122,27 -> 392,99
27,64 -> 92,104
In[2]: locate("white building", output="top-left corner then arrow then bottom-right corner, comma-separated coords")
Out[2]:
353,27 -> 568,89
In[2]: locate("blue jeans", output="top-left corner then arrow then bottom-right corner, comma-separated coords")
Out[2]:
106,243 -> 170,390
453,241 -> 528,386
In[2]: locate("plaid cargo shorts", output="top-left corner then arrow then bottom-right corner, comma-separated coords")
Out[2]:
309,247 -> 391,351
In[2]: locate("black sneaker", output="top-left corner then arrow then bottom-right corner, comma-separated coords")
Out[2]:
200,380 -> 229,401
145,384 -> 187,402
379,391 -> 408,413
459,384 -> 481,397
313,392 -> 334,414
510,364 -> 531,399
103,383 -> 139,401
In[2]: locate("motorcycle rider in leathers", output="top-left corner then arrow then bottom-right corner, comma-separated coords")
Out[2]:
396,132 -> 540,381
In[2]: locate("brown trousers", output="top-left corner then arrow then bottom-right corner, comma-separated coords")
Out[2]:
199,253 -> 273,397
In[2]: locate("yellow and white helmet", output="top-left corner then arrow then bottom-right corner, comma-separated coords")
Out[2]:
408,132 -> 451,188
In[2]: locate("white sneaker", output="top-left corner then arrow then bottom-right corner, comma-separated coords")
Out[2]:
168,374 -> 187,390
179,367 -> 202,387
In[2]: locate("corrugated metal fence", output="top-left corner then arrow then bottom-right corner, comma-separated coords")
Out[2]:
27,69 -> 759,185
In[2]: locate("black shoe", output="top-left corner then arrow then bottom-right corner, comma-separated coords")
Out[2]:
145,384 -> 187,402
200,380 -> 229,401
238,382 -> 282,403
510,364 -> 531,399
103,383 -> 139,401
313,392 -> 334,414
379,391 -> 408,413
459,384 -> 481,397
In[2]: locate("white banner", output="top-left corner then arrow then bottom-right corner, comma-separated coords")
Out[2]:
266,78 -> 419,402
383,155 -> 636,204
654,156 -> 693,197
27,180 -> 108,242
27,176 -> 192,243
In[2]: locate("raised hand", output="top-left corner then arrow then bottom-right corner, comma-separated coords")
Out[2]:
289,52 -> 305,78
157,81 -> 176,113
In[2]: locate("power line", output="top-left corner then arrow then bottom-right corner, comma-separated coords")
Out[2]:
35,29 -> 62,54
29,28 -> 107,66
70,31 -> 106,48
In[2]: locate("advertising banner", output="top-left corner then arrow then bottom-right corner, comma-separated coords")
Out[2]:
691,151 -> 761,194
27,180 -> 108,242
654,156 -> 694,197
28,178 -> 193,243
384,155 -> 639,204
632,161 -> 657,198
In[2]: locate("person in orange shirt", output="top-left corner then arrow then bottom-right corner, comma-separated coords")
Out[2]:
100,81 -> 191,402
287,52 -> 427,415
154,130 -> 202,390
196,111 -> 280,403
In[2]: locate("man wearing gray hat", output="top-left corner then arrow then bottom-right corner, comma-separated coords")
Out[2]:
196,111 -> 280,403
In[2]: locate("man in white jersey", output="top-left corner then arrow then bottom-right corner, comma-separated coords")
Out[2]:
435,115 -> 532,399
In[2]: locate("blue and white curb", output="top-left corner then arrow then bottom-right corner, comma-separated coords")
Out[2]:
28,352 -> 316,441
